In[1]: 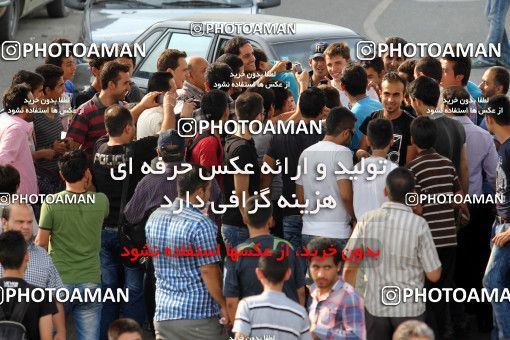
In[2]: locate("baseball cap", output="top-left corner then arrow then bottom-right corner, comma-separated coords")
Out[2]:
310,41 -> 329,59
157,129 -> 185,151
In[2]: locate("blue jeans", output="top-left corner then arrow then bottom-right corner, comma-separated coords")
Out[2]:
221,224 -> 249,248
99,229 -> 146,340
483,0 -> 510,64
64,283 -> 102,340
283,215 -> 306,276
483,220 -> 510,340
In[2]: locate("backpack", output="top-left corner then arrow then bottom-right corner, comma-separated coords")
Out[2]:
0,302 -> 29,340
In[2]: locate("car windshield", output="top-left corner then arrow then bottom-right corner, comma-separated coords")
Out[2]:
271,38 -> 362,70
93,0 -> 252,8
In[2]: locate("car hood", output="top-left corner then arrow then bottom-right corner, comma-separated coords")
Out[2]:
86,7 -> 255,44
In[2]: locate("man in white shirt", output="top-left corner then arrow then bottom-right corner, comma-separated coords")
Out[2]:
353,118 -> 398,219
296,107 -> 356,249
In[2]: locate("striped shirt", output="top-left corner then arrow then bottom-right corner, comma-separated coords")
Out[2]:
233,290 -> 312,340
145,198 -> 221,321
309,279 -> 366,340
406,148 -> 461,248
34,111 -> 64,172
67,94 -> 125,161
346,202 -> 441,317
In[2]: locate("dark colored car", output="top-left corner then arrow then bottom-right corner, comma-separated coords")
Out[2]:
0,0 -> 68,41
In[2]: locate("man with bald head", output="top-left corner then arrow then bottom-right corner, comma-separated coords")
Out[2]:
175,56 -> 209,115
1,203 -> 66,339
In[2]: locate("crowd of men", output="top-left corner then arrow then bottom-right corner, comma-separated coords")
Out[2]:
0,35 -> 509,340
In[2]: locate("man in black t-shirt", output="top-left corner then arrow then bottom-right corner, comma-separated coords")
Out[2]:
261,87 -> 325,255
0,231 -> 56,340
222,92 -> 263,248
357,72 -> 416,166
92,102 -> 174,339
223,197 -> 305,325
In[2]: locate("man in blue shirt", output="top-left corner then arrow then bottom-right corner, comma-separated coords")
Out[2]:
145,164 -> 228,339
483,95 -> 510,340
340,63 -> 382,151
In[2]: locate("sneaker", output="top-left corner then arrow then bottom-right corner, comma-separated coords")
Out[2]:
472,58 -> 497,68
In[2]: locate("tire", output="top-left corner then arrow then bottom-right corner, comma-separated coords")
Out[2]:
0,0 -> 20,42
47,0 -> 68,18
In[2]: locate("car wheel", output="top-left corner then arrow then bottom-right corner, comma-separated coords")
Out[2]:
47,0 -> 68,18
0,0 -> 20,41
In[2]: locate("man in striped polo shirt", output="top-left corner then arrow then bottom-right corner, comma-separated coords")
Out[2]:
406,116 -> 469,339
343,167 -> 441,340
233,252 -> 312,340
67,61 -> 161,162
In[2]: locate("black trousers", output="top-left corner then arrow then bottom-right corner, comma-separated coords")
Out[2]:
366,310 -> 425,340
425,246 -> 456,340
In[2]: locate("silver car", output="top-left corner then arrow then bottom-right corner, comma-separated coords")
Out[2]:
129,13 -> 363,93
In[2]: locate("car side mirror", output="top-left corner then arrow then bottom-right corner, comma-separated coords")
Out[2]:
257,0 -> 281,9
65,0 -> 86,10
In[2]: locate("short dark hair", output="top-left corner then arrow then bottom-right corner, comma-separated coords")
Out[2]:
415,57 -> 442,83
407,76 -> 440,107
442,86 -> 470,116
491,66 -> 510,94
325,107 -> 356,136
341,63 -> 368,96
147,71 -> 173,92
386,167 -> 415,203
0,230 -> 27,270
367,118 -> 393,150
202,89 -> 228,122
317,85 -> 340,109
108,318 -> 142,340
299,87 -> 326,118
88,56 -> 116,70
104,104 -> 132,137
45,38 -> 72,66
257,251 -> 289,284
245,196 -> 273,229
443,56 -> 471,86
0,164 -> 20,194
246,87 -> 275,115
11,70 -> 44,91
223,36 -> 250,56
382,72 -> 406,89
486,94 -> 510,125
360,57 -> 384,74
205,62 -> 233,92
253,47 -> 268,71
384,36 -> 408,58
157,49 -> 187,71
100,61 -> 130,90
306,237 -> 342,265
3,83 -> 32,113
117,45 -> 137,67
59,150 -> 88,183
397,59 -> 416,83
35,64 -> 64,91
177,164 -> 210,197
267,79 -> 290,111
410,116 -> 437,149
235,91 -> 263,121
216,53 -> 244,75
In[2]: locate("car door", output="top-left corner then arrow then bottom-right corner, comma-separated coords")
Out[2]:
133,29 -> 213,93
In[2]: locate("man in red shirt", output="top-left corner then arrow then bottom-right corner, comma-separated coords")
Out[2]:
187,89 -> 229,188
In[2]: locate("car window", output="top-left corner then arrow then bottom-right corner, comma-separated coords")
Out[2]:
135,29 -> 165,67
135,31 -> 170,79
168,33 -> 212,59
214,37 -> 262,61
271,38 -> 361,69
